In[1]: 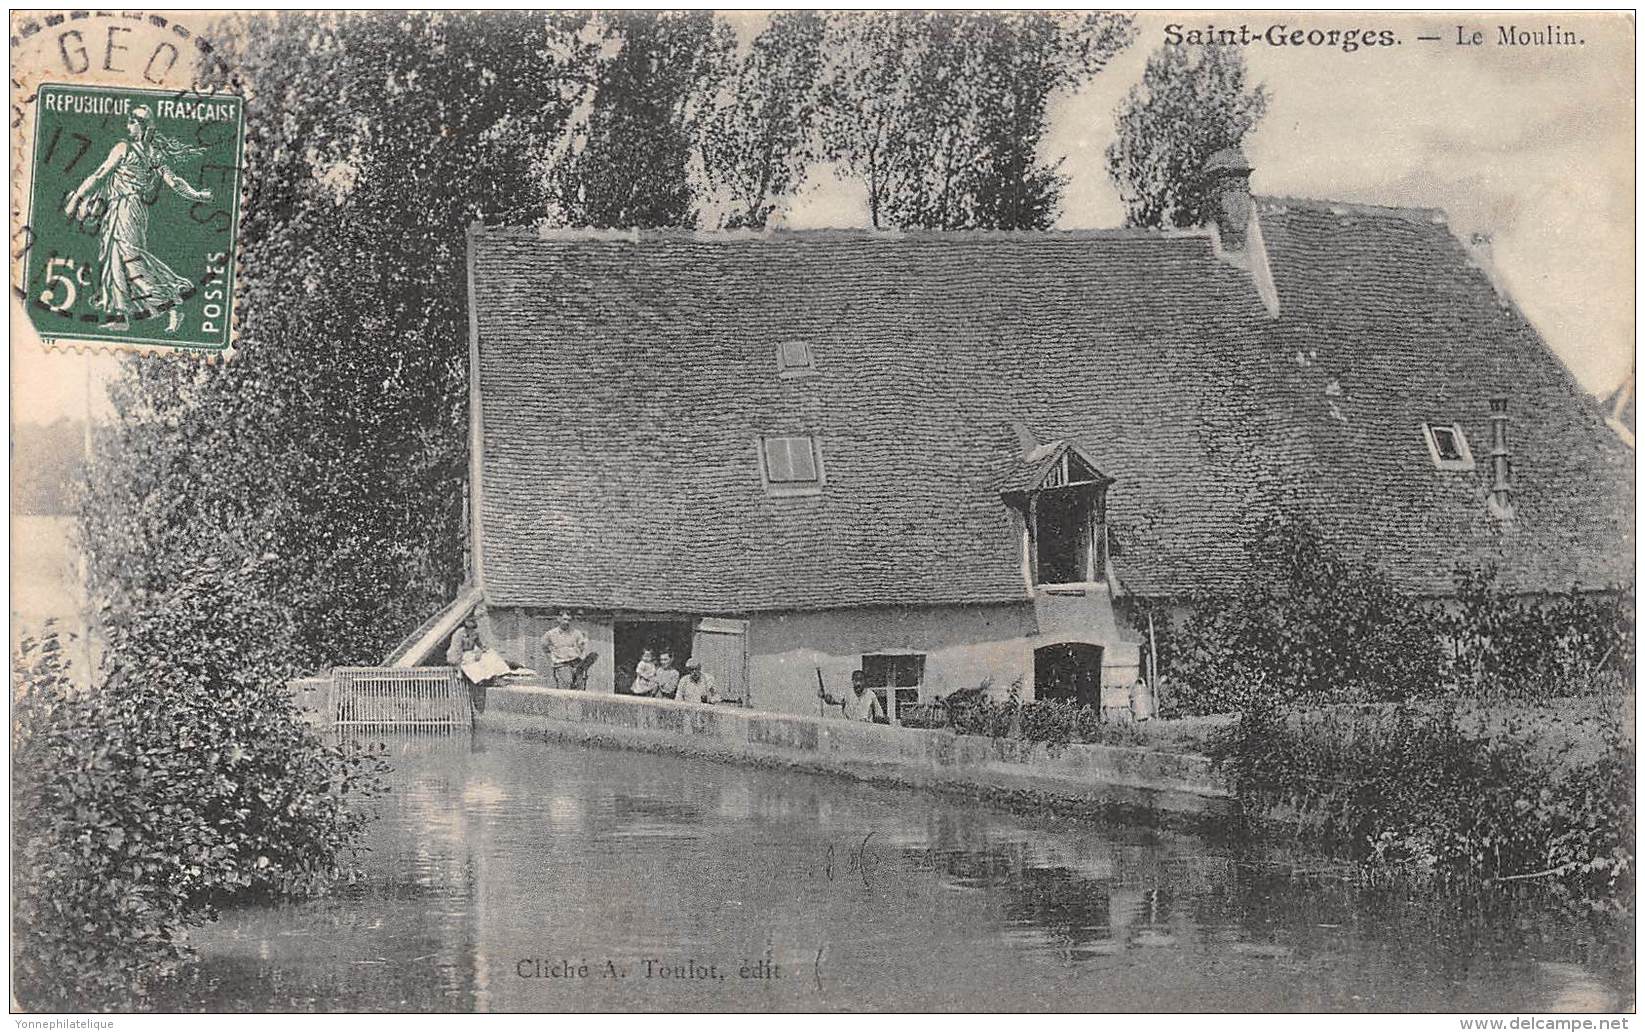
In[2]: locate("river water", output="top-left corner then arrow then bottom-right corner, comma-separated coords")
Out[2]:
168,733 -> 1620,1012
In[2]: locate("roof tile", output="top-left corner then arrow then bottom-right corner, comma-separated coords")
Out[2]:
470,205 -> 1633,613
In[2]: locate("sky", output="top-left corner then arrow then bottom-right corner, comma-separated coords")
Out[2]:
11,10 -> 1635,426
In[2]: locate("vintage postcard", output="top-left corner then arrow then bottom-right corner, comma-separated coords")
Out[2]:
8,8 -> 1635,1020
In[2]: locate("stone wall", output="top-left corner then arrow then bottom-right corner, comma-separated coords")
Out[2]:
480,684 -> 1233,824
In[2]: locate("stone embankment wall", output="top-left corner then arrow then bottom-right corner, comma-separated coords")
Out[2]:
481,684 -> 1233,824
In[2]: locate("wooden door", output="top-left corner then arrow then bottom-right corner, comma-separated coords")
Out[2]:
693,618 -> 749,705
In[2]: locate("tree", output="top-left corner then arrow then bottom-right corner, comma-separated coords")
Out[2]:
819,12 -> 1134,230
551,11 -> 731,229
1106,43 -> 1270,229
82,11 -> 592,672
698,11 -> 826,229
1156,514 -> 1446,716
13,566 -> 383,1008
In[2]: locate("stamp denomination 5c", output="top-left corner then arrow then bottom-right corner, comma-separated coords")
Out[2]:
23,83 -> 244,351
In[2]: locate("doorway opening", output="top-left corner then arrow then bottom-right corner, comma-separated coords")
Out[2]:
1033,642 -> 1104,706
613,619 -> 694,693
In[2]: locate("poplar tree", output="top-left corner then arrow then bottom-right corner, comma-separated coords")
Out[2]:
1106,43 -> 1270,229
551,11 -> 731,229
819,12 -> 1135,230
698,11 -> 827,229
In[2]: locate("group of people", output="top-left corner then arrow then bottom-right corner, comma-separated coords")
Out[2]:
622,648 -> 718,704
538,611 -> 718,703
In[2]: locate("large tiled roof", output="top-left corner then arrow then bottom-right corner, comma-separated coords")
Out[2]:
469,201 -> 1633,613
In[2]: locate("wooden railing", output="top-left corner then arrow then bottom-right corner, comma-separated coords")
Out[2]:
331,666 -> 472,731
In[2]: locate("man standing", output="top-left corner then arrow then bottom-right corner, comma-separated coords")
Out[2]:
676,657 -> 717,704
818,670 -> 886,723
541,611 -> 588,690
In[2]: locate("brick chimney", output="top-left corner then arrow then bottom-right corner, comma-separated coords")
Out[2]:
1202,146 -> 1278,316
1487,396 -> 1515,520
1203,147 -> 1255,250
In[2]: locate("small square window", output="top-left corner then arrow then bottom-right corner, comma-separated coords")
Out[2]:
1421,423 -> 1475,471
758,435 -> 824,495
776,341 -> 815,378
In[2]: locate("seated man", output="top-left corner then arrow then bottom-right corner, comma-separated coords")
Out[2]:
445,615 -> 513,711
676,656 -> 717,703
818,670 -> 886,723
446,616 -> 482,666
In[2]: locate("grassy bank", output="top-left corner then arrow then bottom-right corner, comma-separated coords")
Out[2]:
1212,698 -> 1635,984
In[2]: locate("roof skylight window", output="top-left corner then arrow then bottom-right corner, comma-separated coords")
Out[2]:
758,435 -> 825,496
776,341 -> 816,378
1422,423 -> 1475,471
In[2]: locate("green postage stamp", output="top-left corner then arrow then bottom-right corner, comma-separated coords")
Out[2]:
22,83 -> 244,352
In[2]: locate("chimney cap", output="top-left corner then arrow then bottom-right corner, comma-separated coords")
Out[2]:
1203,146 -> 1254,181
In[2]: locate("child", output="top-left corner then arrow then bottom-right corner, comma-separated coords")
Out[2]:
630,649 -> 659,697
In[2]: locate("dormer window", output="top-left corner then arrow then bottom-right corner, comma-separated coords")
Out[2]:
1422,422 -> 1475,471
1000,442 -> 1112,588
758,435 -> 824,496
1034,490 -> 1103,585
775,341 -> 815,378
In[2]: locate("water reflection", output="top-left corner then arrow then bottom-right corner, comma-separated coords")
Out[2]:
160,734 -> 1622,1012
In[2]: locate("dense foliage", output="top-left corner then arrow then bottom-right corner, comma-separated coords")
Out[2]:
821,11 -> 1135,229
12,557 -> 383,1010
1216,702 -> 1634,968
698,11 -> 826,229
552,11 -> 729,229
1154,515 -> 1446,716
1152,517 -> 1634,717
1439,563 -> 1635,701
945,682 -> 1150,752
1107,43 -> 1269,229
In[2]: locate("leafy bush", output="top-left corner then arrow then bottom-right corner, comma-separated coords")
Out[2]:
1216,702 -> 1635,924
1440,564 -> 1635,701
1154,515 -> 1634,716
945,681 -> 1148,752
1157,514 -> 1444,716
11,556 -> 383,1010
